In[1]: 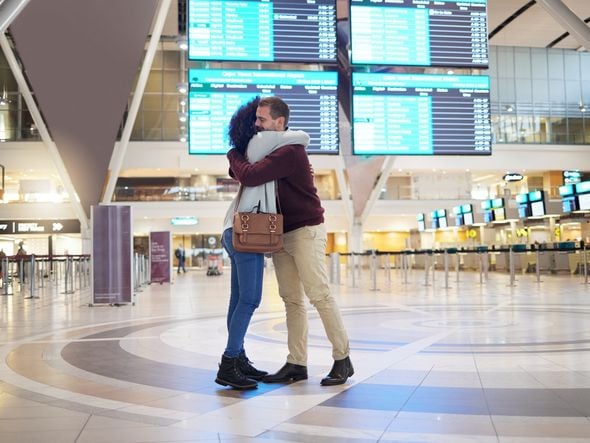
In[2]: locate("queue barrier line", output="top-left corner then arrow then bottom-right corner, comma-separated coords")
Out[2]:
327,243 -> 589,291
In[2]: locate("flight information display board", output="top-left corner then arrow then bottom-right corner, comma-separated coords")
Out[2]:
188,69 -> 338,155
352,73 -> 491,155
188,0 -> 337,63
349,0 -> 488,67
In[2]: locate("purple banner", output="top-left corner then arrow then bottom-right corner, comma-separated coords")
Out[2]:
91,205 -> 132,305
150,231 -> 171,283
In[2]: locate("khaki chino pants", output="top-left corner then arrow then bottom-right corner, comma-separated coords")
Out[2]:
272,224 -> 350,366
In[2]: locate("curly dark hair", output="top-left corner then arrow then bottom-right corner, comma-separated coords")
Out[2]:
227,96 -> 260,154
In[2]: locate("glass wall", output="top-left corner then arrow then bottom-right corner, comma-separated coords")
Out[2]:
489,46 -> 590,144
0,50 -> 41,141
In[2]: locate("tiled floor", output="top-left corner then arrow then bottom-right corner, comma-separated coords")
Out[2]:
1,263 -> 590,442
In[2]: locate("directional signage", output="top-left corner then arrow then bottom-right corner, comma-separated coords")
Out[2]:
0,219 -> 81,234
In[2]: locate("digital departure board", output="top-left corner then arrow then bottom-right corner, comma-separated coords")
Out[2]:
188,69 -> 338,155
188,0 -> 337,63
351,73 -> 491,155
349,0 -> 488,67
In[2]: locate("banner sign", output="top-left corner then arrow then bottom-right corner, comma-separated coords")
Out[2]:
0,219 -> 81,234
149,231 -> 171,283
91,206 -> 132,305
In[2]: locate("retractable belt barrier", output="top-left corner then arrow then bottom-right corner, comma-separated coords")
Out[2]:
0,254 -> 91,298
326,242 -> 588,291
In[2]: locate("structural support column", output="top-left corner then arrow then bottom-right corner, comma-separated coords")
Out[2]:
349,219 -> 364,253
0,0 -> 30,33
101,0 -> 172,204
0,34 -> 89,232
536,0 -> 590,51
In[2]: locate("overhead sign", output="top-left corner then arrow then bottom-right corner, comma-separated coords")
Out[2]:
563,170 -> 582,184
0,219 -> 81,234
171,217 -> 198,226
503,173 -> 523,182
502,172 -> 524,182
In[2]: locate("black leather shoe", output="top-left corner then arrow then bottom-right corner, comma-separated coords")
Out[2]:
320,356 -> 354,386
262,362 -> 308,383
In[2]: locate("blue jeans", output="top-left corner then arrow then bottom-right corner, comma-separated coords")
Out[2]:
221,228 -> 264,358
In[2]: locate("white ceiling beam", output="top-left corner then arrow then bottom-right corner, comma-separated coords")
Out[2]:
0,0 -> 30,33
536,0 -> 590,51
360,156 -> 396,225
102,0 -> 172,204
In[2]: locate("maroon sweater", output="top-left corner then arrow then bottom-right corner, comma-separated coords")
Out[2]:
227,145 -> 324,233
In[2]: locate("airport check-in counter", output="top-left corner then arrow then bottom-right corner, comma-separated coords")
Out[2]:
395,242 -> 584,274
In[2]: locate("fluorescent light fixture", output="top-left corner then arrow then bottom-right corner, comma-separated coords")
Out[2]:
171,216 -> 198,226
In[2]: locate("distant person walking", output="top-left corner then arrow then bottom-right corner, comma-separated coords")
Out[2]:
175,245 -> 186,273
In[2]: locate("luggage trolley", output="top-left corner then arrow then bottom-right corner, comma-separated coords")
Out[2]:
206,253 -> 223,276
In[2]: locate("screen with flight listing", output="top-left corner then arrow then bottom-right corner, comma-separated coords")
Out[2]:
188,69 -> 339,155
349,0 -> 488,67
351,72 -> 491,155
188,0 -> 337,63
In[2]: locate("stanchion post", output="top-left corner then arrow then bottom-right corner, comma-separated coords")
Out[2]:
63,256 -> 74,294
78,257 -> 83,292
39,258 -> 45,289
370,250 -> 378,291
443,249 -> 450,289
402,252 -> 409,285
351,253 -> 357,288
423,253 -> 431,287
18,257 -> 24,293
478,252 -> 483,285
432,252 -> 436,283
535,249 -> 542,283
583,242 -> 588,285
25,254 -> 39,299
509,247 -> 516,287
1,257 -> 10,295
385,253 -> 391,284
333,252 -> 341,285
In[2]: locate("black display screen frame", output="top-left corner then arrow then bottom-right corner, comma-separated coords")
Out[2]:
351,72 -> 491,156
188,0 -> 338,64
349,0 -> 489,68
187,68 -> 340,155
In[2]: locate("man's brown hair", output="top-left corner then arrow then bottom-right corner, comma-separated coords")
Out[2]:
259,96 -> 290,126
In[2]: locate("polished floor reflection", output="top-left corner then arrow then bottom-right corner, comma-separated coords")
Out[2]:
1,263 -> 590,442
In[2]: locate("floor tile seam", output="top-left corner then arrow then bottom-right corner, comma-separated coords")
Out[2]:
518,362 -> 590,418
473,351 -> 501,441
73,413 -> 92,443
376,364 -> 435,441
533,353 -> 590,382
